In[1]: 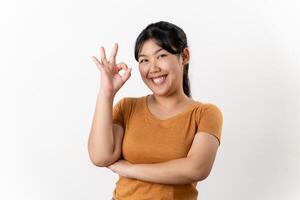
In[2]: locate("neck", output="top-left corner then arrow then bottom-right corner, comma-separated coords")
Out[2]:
150,90 -> 190,110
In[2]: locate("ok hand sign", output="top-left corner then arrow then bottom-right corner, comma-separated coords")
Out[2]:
91,43 -> 132,97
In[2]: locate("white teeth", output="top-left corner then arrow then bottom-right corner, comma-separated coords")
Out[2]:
152,75 -> 167,85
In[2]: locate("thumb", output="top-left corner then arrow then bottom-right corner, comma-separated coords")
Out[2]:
121,68 -> 132,82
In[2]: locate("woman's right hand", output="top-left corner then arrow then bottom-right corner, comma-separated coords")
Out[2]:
91,43 -> 132,97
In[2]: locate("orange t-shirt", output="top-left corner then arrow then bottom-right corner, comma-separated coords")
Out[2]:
112,94 -> 223,200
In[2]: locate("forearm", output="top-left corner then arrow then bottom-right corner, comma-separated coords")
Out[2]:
88,90 -> 115,165
131,157 -> 203,185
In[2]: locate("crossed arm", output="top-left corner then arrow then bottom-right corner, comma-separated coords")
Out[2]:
107,132 -> 220,185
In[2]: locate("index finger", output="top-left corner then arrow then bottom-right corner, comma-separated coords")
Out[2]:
109,42 -> 118,65
100,46 -> 109,66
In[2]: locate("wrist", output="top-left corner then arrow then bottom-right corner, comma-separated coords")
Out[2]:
129,163 -> 138,179
98,89 -> 115,99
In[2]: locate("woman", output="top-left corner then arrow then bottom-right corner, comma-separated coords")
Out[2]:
88,21 -> 223,200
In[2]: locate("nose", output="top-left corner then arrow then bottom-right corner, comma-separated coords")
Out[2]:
149,57 -> 160,72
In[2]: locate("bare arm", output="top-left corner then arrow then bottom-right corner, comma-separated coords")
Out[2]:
131,157 -> 198,185
87,43 -> 131,167
87,91 -> 115,166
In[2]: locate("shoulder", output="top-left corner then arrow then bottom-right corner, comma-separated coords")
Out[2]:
202,103 -> 222,113
192,99 -> 222,112
115,95 -> 145,110
193,101 -> 223,120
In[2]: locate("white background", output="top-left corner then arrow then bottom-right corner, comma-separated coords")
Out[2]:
1,0 -> 300,199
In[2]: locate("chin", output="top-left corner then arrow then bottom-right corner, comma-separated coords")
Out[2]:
149,86 -> 172,97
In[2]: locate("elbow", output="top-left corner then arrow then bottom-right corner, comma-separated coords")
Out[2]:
91,160 -> 108,168
88,153 -> 105,167
89,157 -> 105,167
87,142 -> 114,167
88,150 -> 112,167
191,172 -> 209,183
88,149 -> 117,167
89,155 -> 113,167
196,171 -> 210,182
190,167 -> 211,182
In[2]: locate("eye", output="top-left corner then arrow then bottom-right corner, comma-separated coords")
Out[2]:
139,59 -> 148,64
158,54 -> 167,59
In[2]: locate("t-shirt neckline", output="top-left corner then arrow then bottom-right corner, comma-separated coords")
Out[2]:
143,94 -> 200,122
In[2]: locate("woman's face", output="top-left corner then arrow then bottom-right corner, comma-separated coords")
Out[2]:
137,39 -> 186,96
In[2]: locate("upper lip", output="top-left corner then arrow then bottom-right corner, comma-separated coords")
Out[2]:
149,74 -> 168,79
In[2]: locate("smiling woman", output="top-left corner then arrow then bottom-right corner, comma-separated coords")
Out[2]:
88,21 -> 223,200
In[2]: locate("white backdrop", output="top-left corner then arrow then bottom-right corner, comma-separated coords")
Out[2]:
2,0 -> 300,199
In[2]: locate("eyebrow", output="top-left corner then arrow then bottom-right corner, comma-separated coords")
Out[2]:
138,48 -> 164,59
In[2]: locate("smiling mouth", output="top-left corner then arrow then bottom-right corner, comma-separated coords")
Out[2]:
150,74 -> 168,85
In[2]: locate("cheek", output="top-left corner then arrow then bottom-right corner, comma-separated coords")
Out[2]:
138,67 -> 147,77
166,62 -> 182,76
138,68 -> 149,84
162,58 -> 180,70
168,66 -> 184,85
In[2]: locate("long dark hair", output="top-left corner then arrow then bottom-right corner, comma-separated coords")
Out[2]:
134,21 -> 191,97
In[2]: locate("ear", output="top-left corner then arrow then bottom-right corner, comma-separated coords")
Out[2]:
181,48 -> 190,65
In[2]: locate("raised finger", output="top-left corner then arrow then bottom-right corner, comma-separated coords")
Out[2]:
100,46 -> 109,66
109,43 -> 118,65
91,56 -> 105,70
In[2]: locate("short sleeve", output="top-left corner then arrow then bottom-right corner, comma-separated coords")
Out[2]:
196,103 -> 223,146
112,98 -> 125,127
